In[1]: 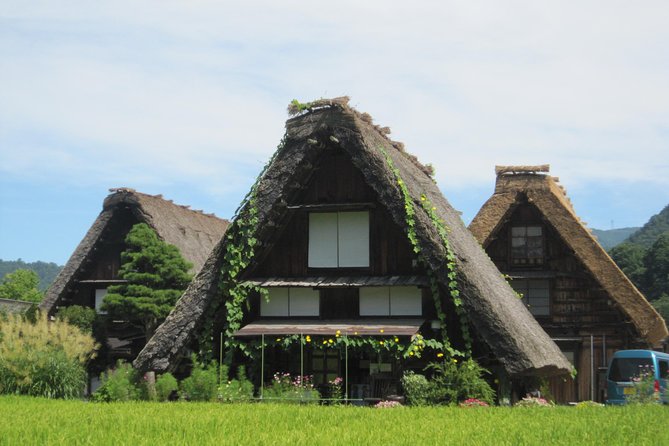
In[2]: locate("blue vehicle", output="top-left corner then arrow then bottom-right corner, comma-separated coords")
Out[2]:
606,349 -> 669,404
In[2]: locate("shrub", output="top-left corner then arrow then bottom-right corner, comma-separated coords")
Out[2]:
514,396 -> 553,407
400,371 -> 431,406
392,362 -> 497,407
263,372 -> 320,404
626,367 -> 661,405
155,373 -> 179,402
55,305 -> 97,334
375,400 -> 402,408
417,358 -> 495,406
180,359 -> 218,401
0,312 -> 96,399
92,361 -> 141,402
218,366 -> 254,403
459,398 -> 489,407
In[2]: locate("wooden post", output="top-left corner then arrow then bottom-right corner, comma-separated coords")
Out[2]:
145,371 -> 157,401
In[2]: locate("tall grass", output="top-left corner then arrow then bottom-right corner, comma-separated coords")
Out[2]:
0,396 -> 666,445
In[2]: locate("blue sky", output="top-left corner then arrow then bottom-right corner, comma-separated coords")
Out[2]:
1,1 -> 668,265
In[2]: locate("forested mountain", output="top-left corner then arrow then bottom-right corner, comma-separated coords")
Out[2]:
625,204 -> 669,248
0,259 -> 62,291
608,204 -> 669,326
591,227 -> 640,250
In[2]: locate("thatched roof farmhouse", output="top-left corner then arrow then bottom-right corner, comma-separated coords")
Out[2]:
469,166 -> 668,401
39,188 -> 228,369
135,98 -> 571,391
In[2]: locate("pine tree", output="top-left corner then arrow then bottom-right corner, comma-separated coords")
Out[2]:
102,223 -> 192,339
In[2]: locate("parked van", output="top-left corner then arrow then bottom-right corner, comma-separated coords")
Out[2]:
606,349 -> 669,404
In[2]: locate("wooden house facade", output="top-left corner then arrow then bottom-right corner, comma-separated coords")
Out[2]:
40,188 -> 228,369
469,166 -> 668,402
135,99 -> 571,402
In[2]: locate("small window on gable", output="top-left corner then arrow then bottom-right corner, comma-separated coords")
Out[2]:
511,225 -> 544,265
511,279 -> 550,316
359,287 -> 422,316
95,288 -> 107,314
260,287 -> 320,317
308,211 -> 369,268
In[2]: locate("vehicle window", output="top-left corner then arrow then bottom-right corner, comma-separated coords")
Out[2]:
659,361 -> 669,380
608,358 -> 654,382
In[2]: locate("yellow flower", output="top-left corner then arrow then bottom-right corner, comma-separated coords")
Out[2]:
437,353 -> 444,358
432,207 -> 436,211
379,329 -> 384,333
328,339 -> 334,344
354,331 -> 358,335
452,359 -> 458,363
336,330 -> 341,335
305,336 -> 311,343
323,340 -> 327,345
409,351 -> 414,356
421,196 -> 426,201
380,341 -> 385,346
394,337 -> 399,343
276,338 -> 281,342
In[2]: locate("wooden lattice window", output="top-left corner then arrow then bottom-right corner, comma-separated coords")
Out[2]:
511,279 -> 550,316
510,225 -> 544,265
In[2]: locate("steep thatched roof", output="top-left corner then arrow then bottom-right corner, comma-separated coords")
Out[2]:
40,189 -> 229,314
0,298 -> 34,314
469,167 -> 668,346
135,99 -> 572,377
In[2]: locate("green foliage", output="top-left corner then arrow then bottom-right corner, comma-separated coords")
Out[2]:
626,204 -> 669,249
400,371 -> 431,406
218,365 -> 254,403
0,269 -> 42,302
210,141 -> 283,362
0,312 -> 96,399
180,359 -> 219,401
262,372 -> 320,404
377,146 -> 470,358
625,366 -> 661,405
423,358 -> 495,405
55,305 -> 97,333
0,259 -> 62,291
92,361 -> 141,402
642,232 -> 669,301
155,373 -> 178,402
651,294 -> 669,323
102,223 -> 192,338
609,242 -> 647,286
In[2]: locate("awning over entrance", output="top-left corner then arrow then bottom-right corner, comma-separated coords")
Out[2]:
243,275 -> 429,288
233,319 -> 425,337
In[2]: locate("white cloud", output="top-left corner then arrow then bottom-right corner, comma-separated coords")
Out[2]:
1,0 -> 668,199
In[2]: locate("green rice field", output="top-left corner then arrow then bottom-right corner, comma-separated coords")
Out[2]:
0,396 -> 666,445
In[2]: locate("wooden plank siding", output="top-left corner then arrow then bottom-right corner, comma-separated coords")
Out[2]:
252,150 -> 421,279
484,200 -> 639,403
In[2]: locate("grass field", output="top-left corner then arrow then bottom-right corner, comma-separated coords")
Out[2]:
0,396 -> 666,445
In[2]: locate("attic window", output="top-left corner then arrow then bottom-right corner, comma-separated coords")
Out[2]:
511,279 -> 550,316
511,226 -> 544,265
308,212 -> 370,268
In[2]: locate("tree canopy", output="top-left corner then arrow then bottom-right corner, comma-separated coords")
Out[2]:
0,269 -> 43,302
102,223 -> 192,339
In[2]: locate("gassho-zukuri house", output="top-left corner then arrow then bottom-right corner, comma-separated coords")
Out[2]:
469,165 -> 668,403
134,98 -> 572,403
40,188 -> 229,366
